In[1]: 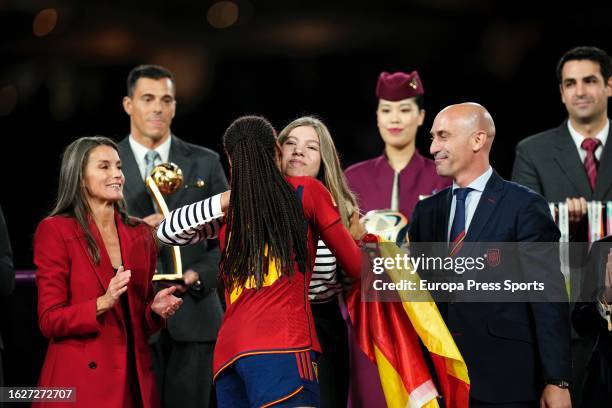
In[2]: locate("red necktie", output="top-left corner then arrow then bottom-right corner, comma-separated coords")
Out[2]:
581,138 -> 600,191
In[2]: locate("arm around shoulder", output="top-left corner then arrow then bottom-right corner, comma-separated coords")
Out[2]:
304,180 -> 363,278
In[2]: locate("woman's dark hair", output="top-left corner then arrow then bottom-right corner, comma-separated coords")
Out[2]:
221,115 -> 309,291
50,136 -> 131,264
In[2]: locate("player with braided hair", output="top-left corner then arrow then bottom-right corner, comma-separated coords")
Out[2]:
220,116 -> 309,292
157,115 -> 366,407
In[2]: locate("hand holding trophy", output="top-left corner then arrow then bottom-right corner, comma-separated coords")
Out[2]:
146,162 -> 185,281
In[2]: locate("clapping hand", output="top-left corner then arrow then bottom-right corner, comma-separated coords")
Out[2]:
151,286 -> 183,319
96,266 -> 130,315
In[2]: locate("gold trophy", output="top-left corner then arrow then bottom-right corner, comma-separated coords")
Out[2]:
146,162 -> 185,281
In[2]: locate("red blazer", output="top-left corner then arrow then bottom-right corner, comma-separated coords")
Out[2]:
33,211 -> 162,408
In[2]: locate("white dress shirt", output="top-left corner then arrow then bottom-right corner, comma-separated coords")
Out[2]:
567,119 -> 609,162
128,134 -> 172,180
447,166 -> 493,242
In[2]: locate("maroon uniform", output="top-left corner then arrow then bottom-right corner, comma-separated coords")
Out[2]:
345,151 -> 450,221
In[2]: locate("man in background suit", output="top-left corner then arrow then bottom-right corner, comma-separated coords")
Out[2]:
512,46 -> 611,235
409,103 -> 571,407
0,205 -> 15,399
512,46 -> 611,405
119,65 -> 228,408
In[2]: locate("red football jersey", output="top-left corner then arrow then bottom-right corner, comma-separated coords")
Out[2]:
212,176 -> 362,378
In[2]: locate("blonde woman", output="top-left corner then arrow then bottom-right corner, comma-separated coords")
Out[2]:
279,116 -> 365,407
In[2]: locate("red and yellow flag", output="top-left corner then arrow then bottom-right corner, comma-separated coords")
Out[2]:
347,238 -> 469,408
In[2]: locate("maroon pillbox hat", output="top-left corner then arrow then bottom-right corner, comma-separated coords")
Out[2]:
375,71 -> 424,101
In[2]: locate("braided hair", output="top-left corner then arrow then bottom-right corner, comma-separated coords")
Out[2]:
221,116 -> 309,291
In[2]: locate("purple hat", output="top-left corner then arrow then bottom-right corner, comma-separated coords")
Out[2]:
375,71 -> 424,101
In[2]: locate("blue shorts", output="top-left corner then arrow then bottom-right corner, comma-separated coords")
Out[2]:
215,350 -> 320,407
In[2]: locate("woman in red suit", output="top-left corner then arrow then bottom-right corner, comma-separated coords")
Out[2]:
33,136 -> 183,408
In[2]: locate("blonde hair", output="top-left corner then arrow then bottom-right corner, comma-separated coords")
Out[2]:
278,116 -> 358,228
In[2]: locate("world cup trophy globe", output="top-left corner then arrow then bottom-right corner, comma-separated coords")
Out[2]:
146,162 -> 185,281
361,209 -> 409,247
150,162 -> 184,195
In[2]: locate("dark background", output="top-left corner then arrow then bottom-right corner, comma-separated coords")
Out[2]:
1,0 -> 611,388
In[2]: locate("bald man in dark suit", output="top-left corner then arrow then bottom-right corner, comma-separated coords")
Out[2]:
411,103 -> 571,407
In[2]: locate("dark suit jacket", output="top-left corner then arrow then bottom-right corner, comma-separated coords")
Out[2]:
409,170 -> 571,403
34,213 -> 162,408
572,235 -> 612,394
512,120 -> 612,202
118,135 -> 228,342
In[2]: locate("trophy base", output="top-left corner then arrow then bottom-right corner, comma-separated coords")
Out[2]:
152,274 -> 184,282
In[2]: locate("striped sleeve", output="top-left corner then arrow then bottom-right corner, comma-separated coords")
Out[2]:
308,240 -> 342,303
156,193 -> 224,246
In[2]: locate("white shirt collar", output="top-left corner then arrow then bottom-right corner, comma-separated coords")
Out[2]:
129,134 -> 172,162
567,119 -> 609,152
452,166 -> 493,194
128,134 -> 172,179
447,166 -> 493,241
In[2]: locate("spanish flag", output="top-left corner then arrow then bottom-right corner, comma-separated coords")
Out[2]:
347,238 -> 470,408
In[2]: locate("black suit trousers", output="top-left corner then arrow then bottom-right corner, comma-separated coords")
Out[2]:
151,329 -> 216,408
